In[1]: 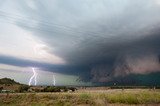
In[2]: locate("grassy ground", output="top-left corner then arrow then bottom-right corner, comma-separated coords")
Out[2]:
0,89 -> 160,106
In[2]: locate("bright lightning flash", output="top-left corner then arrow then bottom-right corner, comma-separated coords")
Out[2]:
53,74 -> 56,86
28,68 -> 37,86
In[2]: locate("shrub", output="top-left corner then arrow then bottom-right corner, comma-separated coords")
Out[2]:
18,85 -> 29,92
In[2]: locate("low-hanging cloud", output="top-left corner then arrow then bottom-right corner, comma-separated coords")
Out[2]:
1,0 -> 160,84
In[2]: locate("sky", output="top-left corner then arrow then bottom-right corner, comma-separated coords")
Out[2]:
0,0 -> 160,86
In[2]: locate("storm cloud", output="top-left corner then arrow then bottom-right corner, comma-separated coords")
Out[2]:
0,0 -> 160,85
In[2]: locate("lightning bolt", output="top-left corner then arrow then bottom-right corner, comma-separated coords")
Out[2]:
28,68 -> 37,86
53,74 -> 56,86
28,43 -> 55,86
28,44 -> 41,86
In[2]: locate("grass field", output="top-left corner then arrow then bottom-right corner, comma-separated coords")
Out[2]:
0,89 -> 160,106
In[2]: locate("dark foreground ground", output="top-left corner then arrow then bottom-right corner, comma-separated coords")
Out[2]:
0,89 -> 160,106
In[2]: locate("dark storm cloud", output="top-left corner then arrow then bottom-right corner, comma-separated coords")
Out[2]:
0,54 -> 89,76
5,0 -> 160,83
0,54 -> 61,70
0,54 -> 48,67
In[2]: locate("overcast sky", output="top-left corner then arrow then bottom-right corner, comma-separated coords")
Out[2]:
0,0 -> 160,85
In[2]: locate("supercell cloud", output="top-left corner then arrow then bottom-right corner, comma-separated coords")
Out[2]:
0,0 -> 160,85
